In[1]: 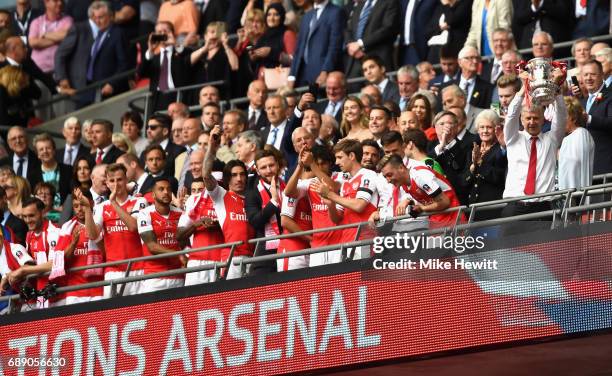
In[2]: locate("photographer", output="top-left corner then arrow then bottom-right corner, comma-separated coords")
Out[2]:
139,21 -> 193,113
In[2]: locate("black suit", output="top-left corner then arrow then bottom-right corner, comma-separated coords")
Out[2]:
442,76 -> 495,110
54,22 -> 129,107
584,86 -> 612,175
0,58 -> 57,94
344,0 -> 399,78
381,78 -> 400,104
56,144 -> 91,167
245,174 -> 281,275
259,116 -> 300,172
163,140 -> 187,177
0,150 -> 42,189
512,0 -> 574,49
4,211 -> 27,245
428,139 -> 470,206
314,99 -> 344,124
138,46 -> 194,112
424,0 -> 472,63
197,0 -> 228,34
88,145 -> 124,166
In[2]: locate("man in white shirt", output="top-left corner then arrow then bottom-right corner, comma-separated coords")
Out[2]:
501,69 -> 566,221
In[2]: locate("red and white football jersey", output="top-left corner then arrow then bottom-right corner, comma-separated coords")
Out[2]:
0,241 -> 33,277
178,192 -> 224,261
58,219 -> 104,298
279,195 -> 312,252
26,220 -> 60,292
208,185 -> 255,258
137,205 -> 184,278
93,196 -> 148,272
337,168 -> 379,243
295,172 -> 347,248
406,159 -> 463,227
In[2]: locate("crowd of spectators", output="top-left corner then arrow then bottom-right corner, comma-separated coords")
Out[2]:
0,0 -> 611,310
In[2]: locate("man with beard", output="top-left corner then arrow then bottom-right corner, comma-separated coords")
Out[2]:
203,125 -> 254,279
137,177 -> 184,293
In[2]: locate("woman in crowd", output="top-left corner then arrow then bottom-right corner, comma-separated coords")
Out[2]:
462,109 -> 507,220
34,182 -> 60,224
250,3 -> 297,75
0,66 -> 38,127
112,133 -> 136,155
33,133 -> 72,205
6,175 -> 30,217
340,96 -> 373,141
407,94 -> 436,141
72,155 -> 93,191
120,111 -> 149,157
234,9 -> 267,93
558,96 -> 594,191
464,0 -> 513,55
191,22 -> 239,86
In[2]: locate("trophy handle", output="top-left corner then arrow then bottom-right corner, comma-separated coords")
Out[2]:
515,60 -> 528,74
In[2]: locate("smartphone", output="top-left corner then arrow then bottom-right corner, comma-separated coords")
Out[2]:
245,45 -> 254,51
570,75 -> 579,87
150,33 -> 168,43
308,82 -> 319,100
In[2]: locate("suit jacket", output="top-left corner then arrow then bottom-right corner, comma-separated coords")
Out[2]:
428,138 -> 470,206
399,0 -> 440,61
138,46 -> 194,111
197,0 -> 228,34
0,150 -> 42,189
54,22 -> 129,106
88,145 -> 124,166
259,115 -> 301,172
381,78 -> 401,104
4,211 -> 27,245
512,0 -> 574,49
314,99 -> 344,124
344,0 -> 400,77
163,140 -> 186,177
424,0 -> 472,58
584,86 -> 612,174
572,0 -> 610,38
442,76 -> 495,110
0,57 -> 57,94
464,0 -> 513,53
56,143 -> 91,166
290,3 -> 346,85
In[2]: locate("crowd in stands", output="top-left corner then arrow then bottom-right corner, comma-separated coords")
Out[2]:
0,0 -> 611,310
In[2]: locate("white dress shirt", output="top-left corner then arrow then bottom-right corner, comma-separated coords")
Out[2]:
403,0 -> 417,45
502,94 -> 567,201
377,77 -> 389,95
94,144 -> 113,162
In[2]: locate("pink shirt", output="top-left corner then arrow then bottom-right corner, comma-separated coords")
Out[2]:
28,14 -> 73,73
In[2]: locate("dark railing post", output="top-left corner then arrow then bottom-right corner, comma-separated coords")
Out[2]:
117,261 -> 133,297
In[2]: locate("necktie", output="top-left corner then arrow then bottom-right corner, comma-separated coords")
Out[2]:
95,149 -> 103,164
580,0 -> 586,8
325,101 -> 335,115
461,80 -> 470,95
133,182 -> 139,194
491,63 -> 500,84
87,31 -> 105,81
248,110 -> 257,129
16,158 -> 24,177
159,50 -> 169,91
65,146 -> 73,166
586,93 -> 596,113
400,97 -> 408,111
270,127 -> 280,146
524,136 -> 538,195
355,0 -> 373,40
304,9 -> 319,64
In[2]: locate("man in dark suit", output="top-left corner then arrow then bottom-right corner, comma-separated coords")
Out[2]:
88,119 -> 124,166
241,80 -> 269,131
196,0 -> 228,34
399,0 -> 439,65
289,0 -> 345,87
344,0 -> 399,78
430,46 -> 461,88
513,0 -> 573,49
9,0 -> 42,43
313,71 -> 346,124
442,46 -> 494,113
572,0 -> 610,38
0,126 -> 42,190
578,60 -> 612,175
259,95 -> 301,171
54,0 -> 129,108
0,36 -> 57,95
145,113 -> 186,177
0,186 -> 27,245
56,117 -> 91,167
139,21 -> 193,113
245,149 -> 284,275
361,55 -> 400,103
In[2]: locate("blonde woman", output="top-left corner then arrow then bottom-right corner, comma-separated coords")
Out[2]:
0,65 -> 34,127
191,21 -> 239,83
558,96 -> 594,191
340,96 -> 373,141
464,0 -> 513,55
112,133 -> 136,155
6,175 -> 31,217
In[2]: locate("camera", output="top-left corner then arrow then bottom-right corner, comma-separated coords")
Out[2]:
308,82 -> 319,101
19,281 -> 58,301
151,33 -> 168,43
